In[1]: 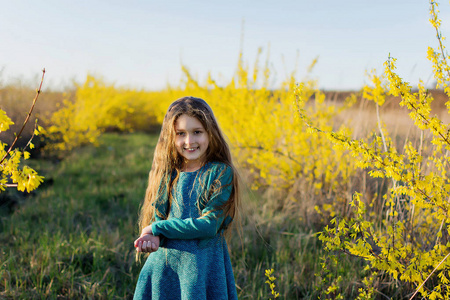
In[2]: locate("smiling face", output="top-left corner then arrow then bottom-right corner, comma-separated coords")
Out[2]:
174,114 -> 210,171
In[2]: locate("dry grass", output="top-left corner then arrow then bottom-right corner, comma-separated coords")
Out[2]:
0,84 -> 69,148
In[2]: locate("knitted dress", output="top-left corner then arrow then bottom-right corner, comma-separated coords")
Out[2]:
133,162 -> 238,300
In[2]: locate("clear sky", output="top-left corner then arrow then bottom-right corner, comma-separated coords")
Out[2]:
1,0 -> 449,91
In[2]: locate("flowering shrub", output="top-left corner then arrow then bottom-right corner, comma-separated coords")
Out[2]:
47,52 -> 357,206
0,72 -> 45,193
45,75 -> 169,153
297,1 -> 450,298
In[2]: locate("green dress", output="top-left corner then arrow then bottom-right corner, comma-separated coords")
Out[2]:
133,162 -> 238,300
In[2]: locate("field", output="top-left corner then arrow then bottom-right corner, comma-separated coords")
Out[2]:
1,82 -> 447,299
2,11 -> 450,296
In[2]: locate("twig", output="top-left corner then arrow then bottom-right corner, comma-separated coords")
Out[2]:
409,251 -> 450,300
0,68 -> 45,165
23,120 -> 39,151
373,288 -> 391,300
3,184 -> 18,188
235,145 -> 303,166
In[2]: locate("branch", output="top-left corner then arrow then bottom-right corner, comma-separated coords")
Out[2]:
406,100 -> 450,147
409,251 -> 450,300
23,120 -> 39,151
0,68 -> 45,165
3,184 -> 18,188
235,145 -> 303,166
431,1 -> 450,82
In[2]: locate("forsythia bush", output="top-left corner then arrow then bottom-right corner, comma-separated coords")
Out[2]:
46,75 -> 168,152
298,1 -> 450,298
176,55 -> 357,199
0,110 -> 43,193
47,52 -> 358,204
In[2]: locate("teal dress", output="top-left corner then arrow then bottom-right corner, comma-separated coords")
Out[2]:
133,162 -> 238,300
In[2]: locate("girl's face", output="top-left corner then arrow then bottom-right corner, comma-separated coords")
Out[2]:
174,114 -> 210,171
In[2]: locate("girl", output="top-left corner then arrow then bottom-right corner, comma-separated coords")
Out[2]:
133,96 -> 240,300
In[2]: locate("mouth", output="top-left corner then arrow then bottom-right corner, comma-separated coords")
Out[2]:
184,147 -> 199,152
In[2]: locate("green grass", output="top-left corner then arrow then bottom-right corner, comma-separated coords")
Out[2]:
1,133 -> 155,299
0,133 -> 367,299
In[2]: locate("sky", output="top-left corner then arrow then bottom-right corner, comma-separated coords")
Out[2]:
1,0 -> 450,91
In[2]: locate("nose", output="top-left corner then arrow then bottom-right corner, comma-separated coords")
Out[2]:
185,133 -> 194,145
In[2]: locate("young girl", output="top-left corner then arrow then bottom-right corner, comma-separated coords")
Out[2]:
133,96 -> 240,300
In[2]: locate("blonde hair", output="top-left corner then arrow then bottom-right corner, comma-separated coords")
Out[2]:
138,96 -> 240,236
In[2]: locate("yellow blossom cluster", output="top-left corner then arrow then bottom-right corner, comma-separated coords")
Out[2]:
45,75 -> 169,153
0,111 -> 44,193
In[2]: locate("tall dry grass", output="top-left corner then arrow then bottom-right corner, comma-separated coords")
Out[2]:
0,82 -> 68,149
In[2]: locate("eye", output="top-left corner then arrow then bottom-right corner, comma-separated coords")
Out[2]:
194,130 -> 203,135
176,132 -> 185,136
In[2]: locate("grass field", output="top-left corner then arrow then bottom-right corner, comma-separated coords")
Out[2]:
1,133 -> 154,298
0,132 -> 368,299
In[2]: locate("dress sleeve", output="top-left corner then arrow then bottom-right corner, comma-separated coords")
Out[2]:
151,165 -> 233,240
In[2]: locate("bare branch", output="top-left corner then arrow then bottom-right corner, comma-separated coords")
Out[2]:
409,252 -> 450,300
0,69 -> 45,165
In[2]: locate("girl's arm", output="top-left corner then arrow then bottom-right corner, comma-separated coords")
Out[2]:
150,165 -> 233,240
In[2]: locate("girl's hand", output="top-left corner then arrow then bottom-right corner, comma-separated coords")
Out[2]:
140,225 -> 153,237
134,234 -> 160,253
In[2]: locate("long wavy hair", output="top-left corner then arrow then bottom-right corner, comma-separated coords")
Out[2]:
138,96 -> 240,236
